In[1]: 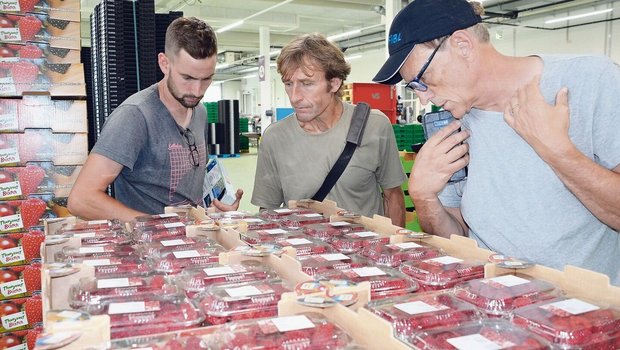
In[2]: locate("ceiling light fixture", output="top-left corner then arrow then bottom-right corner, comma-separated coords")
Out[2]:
545,8 -> 612,24
216,20 -> 244,33
328,29 -> 362,41
216,0 -> 294,34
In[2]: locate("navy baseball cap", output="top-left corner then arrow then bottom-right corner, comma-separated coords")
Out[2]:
373,0 -> 482,85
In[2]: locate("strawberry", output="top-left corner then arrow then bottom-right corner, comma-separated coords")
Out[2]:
18,198 -> 47,228
25,323 -> 42,350
21,231 -> 43,262
16,165 -> 45,195
17,45 -> 42,59
10,61 -> 38,95
18,0 -> 39,12
17,16 -> 42,42
23,295 -> 41,324
22,264 -> 40,292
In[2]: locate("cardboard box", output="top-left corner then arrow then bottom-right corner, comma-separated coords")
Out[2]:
0,96 -> 87,132
0,129 -> 88,166
0,60 -> 85,96
0,262 -> 41,300
0,230 -> 44,267
0,13 -> 80,49
0,163 -> 81,200
0,194 -> 54,232
0,294 -> 42,333
0,0 -> 81,22
0,41 -> 81,63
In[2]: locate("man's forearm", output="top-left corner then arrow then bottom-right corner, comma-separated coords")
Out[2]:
412,195 -> 466,238
68,191 -> 145,222
383,188 -> 405,227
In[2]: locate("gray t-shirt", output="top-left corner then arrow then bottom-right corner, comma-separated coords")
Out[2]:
439,55 -> 620,285
92,83 -> 207,214
251,102 -> 407,217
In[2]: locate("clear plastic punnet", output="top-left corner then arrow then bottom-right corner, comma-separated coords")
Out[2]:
131,222 -> 187,243
196,279 -> 291,325
69,275 -> 179,311
407,319 -> 551,350
279,213 -> 330,229
56,244 -> 137,261
454,275 -> 562,317
132,213 -> 183,228
147,245 -> 225,274
319,266 -> 418,299
87,294 -> 204,339
302,222 -> 368,242
259,207 -> 318,220
360,241 -> 445,267
135,236 -> 220,258
237,216 -> 282,231
208,210 -> 255,221
87,257 -> 153,278
275,236 -> 335,257
399,256 -> 485,292
297,253 -> 370,276
56,219 -> 123,234
512,296 -> 620,349
206,312 -> 355,350
366,291 -> 485,338
330,231 -> 390,254
177,262 -> 278,298
239,228 -> 305,245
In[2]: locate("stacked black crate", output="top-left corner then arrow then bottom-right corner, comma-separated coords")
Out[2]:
155,12 -> 183,82
136,0 -> 157,91
218,100 -> 240,156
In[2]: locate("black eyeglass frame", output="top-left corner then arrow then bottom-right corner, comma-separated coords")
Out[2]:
181,128 -> 200,168
405,36 -> 449,92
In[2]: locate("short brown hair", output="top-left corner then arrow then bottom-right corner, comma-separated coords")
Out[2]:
165,17 -> 217,59
277,33 -> 351,98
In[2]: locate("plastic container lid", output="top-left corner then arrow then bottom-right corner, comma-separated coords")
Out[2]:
239,228 -> 305,245
208,210 -> 254,221
196,279 -> 291,325
147,245 -> 225,274
69,275 -> 179,311
205,312 -> 354,350
279,213 -> 330,229
407,319 -> 551,350
360,241 -> 444,267
319,266 -> 418,300
454,275 -> 562,316
132,213 -> 182,228
134,236 -> 219,258
298,253 -> 370,276
131,222 -> 187,243
57,244 -> 136,261
259,207 -> 317,220
89,257 -> 153,279
512,296 -> 620,348
275,236 -> 335,257
57,219 -> 123,234
177,263 -> 278,298
366,291 -> 484,337
399,256 -> 485,291
329,231 -> 391,254
302,222 -> 367,242
237,216 -> 281,231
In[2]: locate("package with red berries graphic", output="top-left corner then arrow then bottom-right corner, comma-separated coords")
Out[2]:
0,197 -> 53,231
0,40 -> 81,64
0,163 -> 82,200
0,230 -> 43,266
147,245 -> 225,275
318,266 -> 418,300
329,230 -> 391,254
0,0 -> 81,22
297,252 -> 369,276
302,221 -> 367,242
278,212 -> 330,228
239,227 -> 306,245
407,319 -> 551,350
399,255 -> 486,292
453,274 -> 562,317
205,312 -> 355,350
274,236 -> 335,257
0,292 -> 41,333
196,279 -> 291,325
0,96 -> 86,133
360,241 -> 445,267
258,207 -> 318,220
366,291 -> 485,338
0,325 -> 42,350
0,262 -> 39,300
177,263 -> 278,298
0,58 -> 85,96
0,13 -> 80,49
512,296 -> 620,348
0,129 -> 88,166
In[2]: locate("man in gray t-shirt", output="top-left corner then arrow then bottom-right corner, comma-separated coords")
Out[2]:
374,0 -> 620,285
68,17 -> 241,222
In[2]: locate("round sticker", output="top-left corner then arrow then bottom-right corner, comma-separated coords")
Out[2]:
46,263 -> 80,278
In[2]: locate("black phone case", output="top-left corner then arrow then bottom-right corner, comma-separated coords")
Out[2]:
421,110 -> 467,182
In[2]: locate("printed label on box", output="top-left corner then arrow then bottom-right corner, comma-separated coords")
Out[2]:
163,222 -> 184,229
285,238 -> 312,246
272,315 -> 315,332
1,310 -> 27,330
352,267 -> 386,277
0,114 -> 19,131
447,334 -> 511,350
427,256 -> 463,265
0,147 -> 19,166
160,239 -> 191,247
302,213 -> 322,217
108,301 -> 160,315
0,214 -> 23,231
0,28 -> 21,42
319,253 -> 350,261
243,218 -> 264,223
87,220 -> 109,225
0,180 -> 22,199
390,242 -> 423,250
273,208 -> 292,213
541,298 -> 599,316
172,250 -> 200,259
0,246 -> 25,264
97,278 -> 130,289
82,259 -> 111,267
0,278 -> 27,297
330,221 -> 350,227
349,231 -> 379,238
225,285 -> 269,298
155,213 -> 178,218
483,275 -> 530,288
78,246 -> 105,254
204,266 -> 238,276
394,301 -> 449,315
263,229 -> 287,235
72,232 -> 96,239
0,0 -> 20,11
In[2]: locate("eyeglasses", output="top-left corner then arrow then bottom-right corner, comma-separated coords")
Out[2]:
181,128 -> 199,167
405,36 -> 449,92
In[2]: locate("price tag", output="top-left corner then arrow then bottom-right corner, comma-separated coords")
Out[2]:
97,278 -> 130,289
352,267 -> 386,277
394,301 -> 448,315
428,256 -> 463,265
542,298 -> 599,315
263,229 -> 287,235
319,253 -> 350,261
447,334 -> 509,350
204,266 -> 237,276
330,221 -> 350,227
271,315 -> 315,332
285,238 -> 312,246
484,275 -> 530,287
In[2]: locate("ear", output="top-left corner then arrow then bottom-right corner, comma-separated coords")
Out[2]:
449,30 -> 474,59
158,52 -> 170,75
329,77 -> 342,93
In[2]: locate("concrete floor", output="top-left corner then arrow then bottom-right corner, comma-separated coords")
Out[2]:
218,147 -> 260,213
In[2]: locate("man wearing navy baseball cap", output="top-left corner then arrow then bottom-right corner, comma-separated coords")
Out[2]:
375,0 -> 620,285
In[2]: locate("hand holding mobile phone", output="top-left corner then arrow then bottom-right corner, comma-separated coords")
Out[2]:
421,110 -> 467,182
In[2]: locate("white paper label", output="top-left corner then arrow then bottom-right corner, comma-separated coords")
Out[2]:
156,213 -> 178,218
0,180 -> 22,199
108,301 -> 146,315
272,315 -> 315,332
224,211 -> 245,216
0,279 -> 26,297
319,253 -> 350,261
204,266 -> 237,276
542,298 -> 600,315
302,213 -> 322,217
82,259 -> 111,266
273,208 -> 292,213
428,256 -> 463,265
394,301 -> 449,315
394,242 -> 423,249
243,218 -> 264,223
97,278 -> 130,289
0,213 -> 23,231
352,231 -> 379,238
0,0 -> 20,11
264,229 -> 287,235
160,239 -> 188,247
352,267 -> 386,277
1,310 -> 27,330
225,285 -> 265,298
163,222 -> 185,229
330,221 -> 350,227
447,334 -> 508,350
0,147 -> 19,166
172,250 -> 200,258
0,77 -> 17,95
87,220 -> 109,225
485,275 -> 530,287
0,28 -> 21,42
78,246 -> 105,254
285,238 -> 312,246
0,246 -> 25,264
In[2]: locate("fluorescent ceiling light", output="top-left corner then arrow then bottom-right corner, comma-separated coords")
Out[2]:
238,66 -> 258,73
545,8 -> 612,24
217,20 -> 244,33
345,54 -> 362,61
327,28 -> 361,41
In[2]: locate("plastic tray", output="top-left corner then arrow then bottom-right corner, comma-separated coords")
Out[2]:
259,207 -> 317,220
366,291 -> 484,337
298,253 -> 370,277
147,246 -> 225,274
454,275 -> 561,316
131,222 -> 187,243
360,241 -> 444,267
275,236 -> 335,257
330,231 -> 391,254
56,244 -> 136,261
239,228 -> 305,245
92,258 -> 152,278
196,279 -> 291,325
135,236 -> 220,258
302,222 -> 367,242
512,296 -> 620,348
279,213 -> 330,229
237,216 -> 281,231
400,256 -> 485,291
56,219 -> 123,234
132,213 -> 183,228
177,263 -> 277,298
319,266 -> 418,299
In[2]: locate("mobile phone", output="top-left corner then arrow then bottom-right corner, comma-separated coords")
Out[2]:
421,110 -> 467,182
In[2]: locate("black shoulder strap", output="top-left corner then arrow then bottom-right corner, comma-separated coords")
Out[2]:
311,102 -> 371,201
